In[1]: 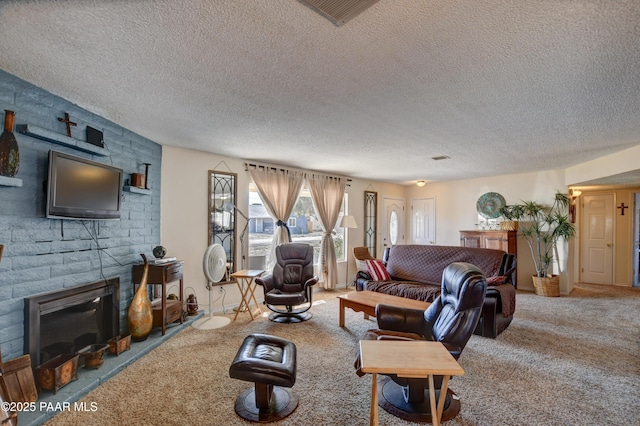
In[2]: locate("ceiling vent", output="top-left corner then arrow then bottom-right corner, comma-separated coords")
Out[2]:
298,0 -> 381,26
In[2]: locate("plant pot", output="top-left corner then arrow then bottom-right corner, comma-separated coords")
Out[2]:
500,220 -> 518,231
108,334 -> 131,356
532,275 -> 559,297
36,354 -> 79,394
77,344 -> 110,370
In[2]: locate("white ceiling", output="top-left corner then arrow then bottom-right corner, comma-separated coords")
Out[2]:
1,0 -> 640,185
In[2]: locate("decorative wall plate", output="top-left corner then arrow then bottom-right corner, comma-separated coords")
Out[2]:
476,192 -> 506,219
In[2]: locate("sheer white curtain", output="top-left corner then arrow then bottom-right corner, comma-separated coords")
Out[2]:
248,166 -> 304,270
308,174 -> 346,289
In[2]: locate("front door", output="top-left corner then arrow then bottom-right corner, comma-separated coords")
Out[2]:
382,197 -> 405,251
580,193 -> 614,285
412,198 -> 435,245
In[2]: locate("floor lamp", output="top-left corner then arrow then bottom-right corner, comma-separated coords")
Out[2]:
340,215 -> 358,289
223,202 -> 249,270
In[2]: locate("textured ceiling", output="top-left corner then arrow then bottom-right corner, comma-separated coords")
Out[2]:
1,0 -> 640,184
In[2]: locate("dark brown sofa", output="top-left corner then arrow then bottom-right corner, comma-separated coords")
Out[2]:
355,244 -> 516,338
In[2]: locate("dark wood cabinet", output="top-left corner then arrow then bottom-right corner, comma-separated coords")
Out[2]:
460,230 -> 517,286
132,261 -> 184,335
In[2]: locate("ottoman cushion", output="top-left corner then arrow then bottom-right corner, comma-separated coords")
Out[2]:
229,334 -> 297,388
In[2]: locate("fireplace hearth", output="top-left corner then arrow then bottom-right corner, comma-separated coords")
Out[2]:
24,278 -> 120,370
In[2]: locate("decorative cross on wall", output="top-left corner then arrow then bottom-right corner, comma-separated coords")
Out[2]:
57,112 -> 77,137
617,203 -> 629,216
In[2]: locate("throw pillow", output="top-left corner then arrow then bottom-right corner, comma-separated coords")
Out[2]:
355,259 -> 369,272
365,259 -> 390,281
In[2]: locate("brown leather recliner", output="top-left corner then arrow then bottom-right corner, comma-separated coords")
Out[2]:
255,243 -> 318,323
359,262 -> 487,423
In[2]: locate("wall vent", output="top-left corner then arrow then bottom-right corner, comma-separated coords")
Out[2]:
298,0 -> 381,26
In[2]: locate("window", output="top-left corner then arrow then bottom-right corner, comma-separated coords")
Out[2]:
248,182 -> 346,265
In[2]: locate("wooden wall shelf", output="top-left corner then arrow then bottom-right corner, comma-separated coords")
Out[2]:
0,176 -> 23,187
123,186 -> 151,195
16,124 -> 109,156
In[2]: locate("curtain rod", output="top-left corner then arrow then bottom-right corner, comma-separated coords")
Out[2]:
244,161 -> 352,185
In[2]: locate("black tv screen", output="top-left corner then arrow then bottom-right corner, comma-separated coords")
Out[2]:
46,151 -> 123,220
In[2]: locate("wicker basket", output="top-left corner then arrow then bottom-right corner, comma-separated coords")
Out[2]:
500,221 -> 519,231
532,275 -> 560,297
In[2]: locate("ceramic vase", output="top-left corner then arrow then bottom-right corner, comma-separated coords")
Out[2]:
0,110 -> 19,177
127,254 -> 153,341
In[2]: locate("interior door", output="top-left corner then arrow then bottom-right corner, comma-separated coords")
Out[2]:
382,197 -> 405,250
412,198 -> 435,245
580,193 -> 614,285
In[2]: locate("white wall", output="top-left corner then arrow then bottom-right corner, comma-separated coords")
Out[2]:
163,144 -> 640,304
161,146 -> 404,313
161,146 -> 247,314
565,144 -> 640,185
404,169 -> 568,293
343,178 -> 405,285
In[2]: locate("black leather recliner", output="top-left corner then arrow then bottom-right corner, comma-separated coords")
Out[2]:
359,262 -> 487,423
255,243 -> 318,323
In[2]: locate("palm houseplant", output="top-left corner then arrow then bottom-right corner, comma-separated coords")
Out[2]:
500,192 -> 575,296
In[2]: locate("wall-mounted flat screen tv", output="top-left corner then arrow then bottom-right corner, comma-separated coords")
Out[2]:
46,150 -> 123,220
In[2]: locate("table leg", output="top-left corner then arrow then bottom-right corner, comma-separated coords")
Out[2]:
246,281 -> 262,314
339,299 -> 345,327
436,375 -> 451,423
240,281 -> 255,320
161,282 -> 167,335
233,281 -> 246,321
428,374 -> 439,426
370,372 -> 378,426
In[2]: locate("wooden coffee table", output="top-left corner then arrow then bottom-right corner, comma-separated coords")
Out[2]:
337,291 -> 430,327
359,340 -> 464,426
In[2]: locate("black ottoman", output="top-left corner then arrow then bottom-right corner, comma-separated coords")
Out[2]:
229,334 -> 298,423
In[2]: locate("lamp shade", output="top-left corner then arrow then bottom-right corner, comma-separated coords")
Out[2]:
340,215 -> 357,229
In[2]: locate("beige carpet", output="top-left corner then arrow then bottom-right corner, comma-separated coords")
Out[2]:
46,284 -> 640,426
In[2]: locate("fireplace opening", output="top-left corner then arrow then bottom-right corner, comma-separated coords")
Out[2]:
24,278 -> 120,370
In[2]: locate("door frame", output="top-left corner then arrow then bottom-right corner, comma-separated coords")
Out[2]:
382,197 -> 406,251
411,197 -> 436,245
579,192 -> 615,285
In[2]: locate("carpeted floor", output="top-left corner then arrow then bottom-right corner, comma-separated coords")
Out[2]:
46,284 -> 640,426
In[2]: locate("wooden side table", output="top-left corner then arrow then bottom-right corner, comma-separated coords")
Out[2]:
132,261 -> 184,335
359,340 -> 464,426
230,270 -> 263,321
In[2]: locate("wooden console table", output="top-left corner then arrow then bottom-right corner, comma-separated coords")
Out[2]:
132,261 -> 184,335
460,230 -> 517,287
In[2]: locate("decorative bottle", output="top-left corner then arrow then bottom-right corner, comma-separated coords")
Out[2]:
0,110 -> 19,177
128,254 -> 153,342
